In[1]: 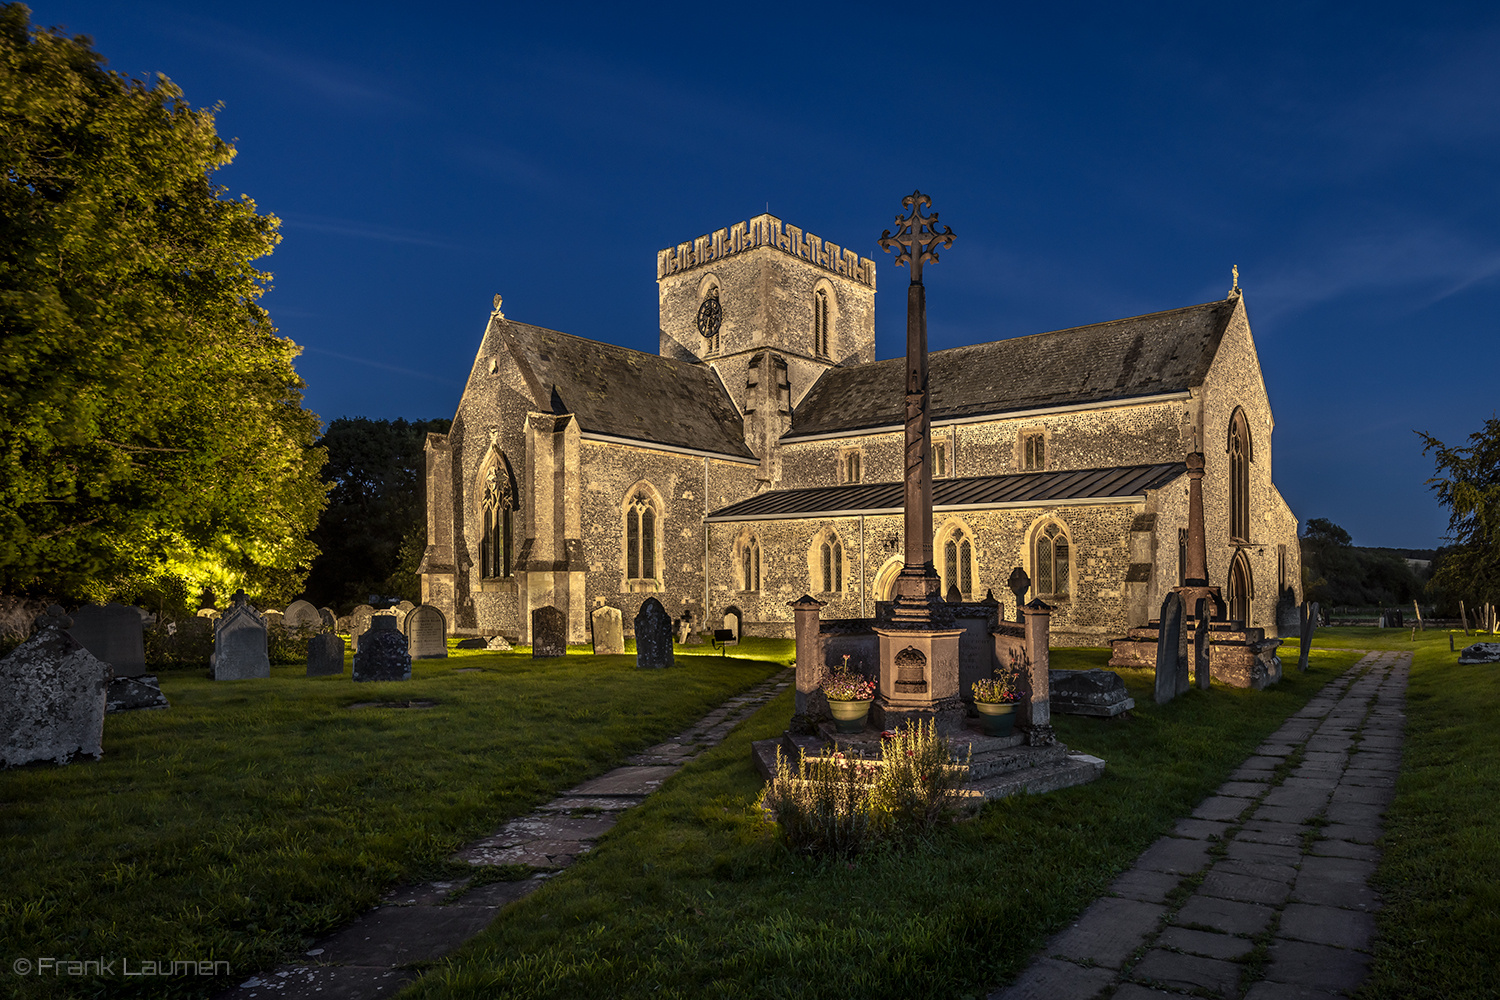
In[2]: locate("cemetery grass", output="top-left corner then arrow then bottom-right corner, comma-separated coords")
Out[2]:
0,642 -> 789,1000
407,647 -> 1363,1000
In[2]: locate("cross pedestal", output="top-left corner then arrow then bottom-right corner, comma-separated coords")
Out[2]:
870,624 -> 966,732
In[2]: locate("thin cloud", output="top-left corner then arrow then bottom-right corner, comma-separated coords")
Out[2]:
300,346 -> 461,385
280,213 -> 462,250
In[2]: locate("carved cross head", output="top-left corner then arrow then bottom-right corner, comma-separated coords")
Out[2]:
877,190 -> 955,285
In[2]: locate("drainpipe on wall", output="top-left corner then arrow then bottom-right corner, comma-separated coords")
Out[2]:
702,457 -> 710,618
860,515 -> 866,619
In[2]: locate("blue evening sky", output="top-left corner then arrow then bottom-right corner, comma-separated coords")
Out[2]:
31,1 -> 1500,550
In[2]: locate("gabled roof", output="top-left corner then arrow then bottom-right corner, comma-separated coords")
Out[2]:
705,463 -> 1184,522
498,320 -> 756,460
787,298 -> 1237,438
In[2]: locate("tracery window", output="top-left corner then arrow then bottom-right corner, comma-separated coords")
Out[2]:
1229,409 -> 1252,542
939,524 -> 975,600
813,288 -> 830,357
819,535 -> 844,594
625,491 -> 659,582
1034,521 -> 1070,599
479,455 -> 515,579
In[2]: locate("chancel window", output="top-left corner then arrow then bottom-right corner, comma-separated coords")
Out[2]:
820,536 -> 844,594
813,288 -> 830,357
942,535 -> 974,600
1022,431 -> 1045,471
741,538 -> 761,592
1229,409 -> 1252,542
625,492 -> 658,581
480,457 -> 515,579
1034,521 -> 1070,599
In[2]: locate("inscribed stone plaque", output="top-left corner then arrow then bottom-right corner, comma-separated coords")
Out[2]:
68,603 -> 147,679
634,597 -> 674,669
1154,593 -> 1184,705
405,605 -> 448,659
352,616 -> 411,681
532,606 -> 566,658
213,597 -> 270,680
1,607 -> 110,767
284,599 -> 322,634
591,606 -> 624,655
307,633 -> 346,676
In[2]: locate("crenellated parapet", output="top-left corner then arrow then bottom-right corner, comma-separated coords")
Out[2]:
657,213 -> 876,289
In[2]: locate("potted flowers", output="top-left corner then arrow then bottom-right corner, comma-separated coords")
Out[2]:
971,664 -> 1023,737
822,655 -> 877,733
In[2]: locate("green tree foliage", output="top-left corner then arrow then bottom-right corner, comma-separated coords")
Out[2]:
1420,417 -> 1500,610
0,5 -> 326,605
1300,517 -> 1427,607
304,417 -> 450,611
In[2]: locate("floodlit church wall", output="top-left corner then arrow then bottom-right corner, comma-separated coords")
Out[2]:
950,400 -> 1184,475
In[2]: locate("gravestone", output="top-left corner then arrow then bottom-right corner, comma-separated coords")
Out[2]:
532,606 -> 566,658
284,600 -> 322,634
1048,668 -> 1135,717
1007,567 -> 1030,623
196,608 -> 218,620
1458,642 -> 1500,664
454,637 -> 488,650
1154,592 -> 1184,705
1297,601 -> 1316,673
319,608 -> 337,631
634,597 -> 674,669
486,635 -> 512,650
68,603 -> 147,678
307,633 -> 345,676
396,600 -> 416,615
1193,598 -> 1212,690
721,606 -> 742,645
405,605 -> 448,659
352,616 -> 411,681
1,607 -> 111,767
263,609 -> 285,631
591,606 -> 624,655
213,591 -> 270,680
349,606 -> 375,652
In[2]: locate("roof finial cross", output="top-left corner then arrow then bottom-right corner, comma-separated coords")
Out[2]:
878,191 -> 955,285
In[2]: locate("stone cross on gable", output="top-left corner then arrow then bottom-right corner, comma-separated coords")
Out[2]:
877,191 -> 956,287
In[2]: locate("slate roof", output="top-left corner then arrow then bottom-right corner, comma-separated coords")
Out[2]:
499,321 -> 756,460
705,463 -> 1184,522
787,299 -> 1237,438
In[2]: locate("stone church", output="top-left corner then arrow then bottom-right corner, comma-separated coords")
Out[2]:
420,211 -> 1300,646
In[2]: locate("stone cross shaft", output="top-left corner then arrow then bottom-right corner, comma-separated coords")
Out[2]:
878,192 -> 955,605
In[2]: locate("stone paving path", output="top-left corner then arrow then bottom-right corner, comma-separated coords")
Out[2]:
219,669 -> 792,1000
992,650 -> 1409,1000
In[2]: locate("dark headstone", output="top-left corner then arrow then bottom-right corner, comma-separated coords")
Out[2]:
532,606 -> 566,658
1297,601 -> 1315,673
405,606 -> 448,659
634,597 -> 674,669
107,675 -> 169,712
319,607 -> 337,631
455,637 -> 488,650
307,633 -> 345,676
1,607 -> 110,767
591,606 -> 624,655
721,606 -> 742,645
1193,599 -> 1212,690
1155,592 -> 1184,705
352,616 -> 411,682
1276,586 -> 1299,636
1007,567 -> 1031,623
1048,668 -> 1136,717
213,592 -> 270,680
68,603 -> 147,679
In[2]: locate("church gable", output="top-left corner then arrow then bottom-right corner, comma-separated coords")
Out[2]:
787,299 -> 1236,438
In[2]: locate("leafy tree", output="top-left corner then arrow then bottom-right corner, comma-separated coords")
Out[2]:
0,5 -> 326,606
1300,517 -> 1425,607
1420,418 -> 1500,610
303,417 -> 450,611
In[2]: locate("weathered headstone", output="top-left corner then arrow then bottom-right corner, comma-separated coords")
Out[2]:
634,597 -> 674,669
263,609 -> 285,631
591,606 -> 624,655
1154,592 -> 1184,705
1458,642 -> 1500,664
352,616 -> 412,682
1,607 -> 111,767
213,591 -> 270,680
1048,668 -> 1135,717
396,600 -> 416,615
307,633 -> 345,676
319,608 -> 337,632
721,606 -> 742,645
532,606 -> 566,658
486,635 -> 512,651
1297,600 -> 1316,673
1007,567 -> 1031,623
68,603 -> 147,678
284,600 -> 322,634
405,605 -> 448,659
1194,598 -> 1212,690
349,606 -> 375,652
196,608 -> 218,620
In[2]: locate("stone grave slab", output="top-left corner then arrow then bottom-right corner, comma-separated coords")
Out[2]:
591,606 -> 624,655
405,605 -> 448,659
106,675 -> 169,712
1048,669 -> 1134,716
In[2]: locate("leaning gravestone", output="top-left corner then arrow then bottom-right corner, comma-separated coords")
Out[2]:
69,603 -> 147,678
284,600 -> 322,634
213,591 -> 270,680
1297,600 -> 1317,673
591,606 -> 624,655
352,616 -> 411,681
634,597 -> 674,669
307,633 -> 346,676
532,606 -> 566,658
454,637 -> 488,650
1,607 -> 111,768
1193,599 -> 1212,690
1154,592 -> 1185,705
405,605 -> 448,659
486,635 -> 512,651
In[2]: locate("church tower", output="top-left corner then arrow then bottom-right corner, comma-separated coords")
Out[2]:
656,214 -> 877,482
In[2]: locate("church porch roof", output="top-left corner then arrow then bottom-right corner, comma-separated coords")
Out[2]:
704,462 -> 1185,522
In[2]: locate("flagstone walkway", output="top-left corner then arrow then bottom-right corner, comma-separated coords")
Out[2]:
991,649 -> 1409,1000
218,668 -> 793,1000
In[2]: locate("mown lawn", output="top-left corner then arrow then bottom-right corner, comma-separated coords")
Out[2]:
403,644 -> 1364,1000
0,639 -> 789,1000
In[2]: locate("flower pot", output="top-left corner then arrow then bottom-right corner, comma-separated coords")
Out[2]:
973,700 -> 1017,737
827,697 -> 872,734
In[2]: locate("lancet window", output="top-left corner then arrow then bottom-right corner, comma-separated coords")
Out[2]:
479,454 -> 515,579
625,491 -> 659,582
1034,521 -> 1070,599
818,534 -> 844,594
813,288 -> 830,356
741,537 -> 761,592
1229,409 -> 1252,542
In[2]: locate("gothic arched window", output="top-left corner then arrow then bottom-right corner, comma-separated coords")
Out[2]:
1228,409 -> 1252,542
940,525 -> 976,600
625,490 -> 660,582
479,453 -> 515,579
1034,521 -> 1070,599
813,288 -> 830,357
1228,550 -> 1253,624
820,535 -> 843,594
